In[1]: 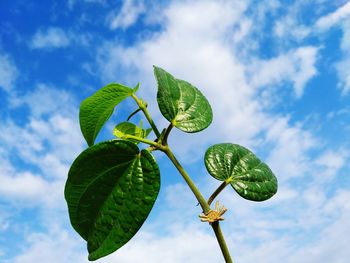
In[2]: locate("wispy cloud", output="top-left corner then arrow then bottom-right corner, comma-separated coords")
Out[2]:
12,226 -> 86,263
315,1 -> 350,30
30,27 -> 71,50
249,46 -> 318,98
335,19 -> 350,95
265,117 -> 316,180
315,149 -> 348,179
314,2 -> 350,94
0,52 -> 18,92
108,0 -> 145,30
9,83 -> 75,117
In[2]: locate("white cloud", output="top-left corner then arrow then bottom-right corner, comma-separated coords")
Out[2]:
10,222 -> 221,263
101,226 -> 221,263
0,171 -> 50,201
250,46 -> 318,98
312,2 -> 350,95
8,179 -> 350,263
336,58 -> 350,95
12,227 -> 86,263
0,207 -> 10,232
274,19 -> 310,41
0,85 -> 83,206
272,1 -> 311,42
95,1 -> 320,169
315,149 -> 348,180
31,27 -> 70,49
335,19 -> 350,94
0,52 -> 18,92
265,117 -> 316,180
285,190 -> 350,263
10,83 -> 75,117
108,0 -> 145,30
97,0 -> 265,158
316,150 -> 346,171
315,1 -> 350,30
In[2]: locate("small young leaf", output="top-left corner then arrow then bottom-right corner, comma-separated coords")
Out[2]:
204,143 -> 277,201
113,121 -> 152,143
133,82 -> 140,93
64,140 -> 160,260
79,83 -> 133,146
154,66 -> 213,133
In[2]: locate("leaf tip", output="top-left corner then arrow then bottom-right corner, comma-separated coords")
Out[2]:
133,83 -> 140,93
153,65 -> 164,75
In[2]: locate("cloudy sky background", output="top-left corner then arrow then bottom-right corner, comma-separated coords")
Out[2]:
1,0 -> 350,262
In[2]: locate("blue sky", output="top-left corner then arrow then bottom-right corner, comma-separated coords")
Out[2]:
1,0 -> 350,262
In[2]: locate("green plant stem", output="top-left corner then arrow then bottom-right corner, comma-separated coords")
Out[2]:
207,178 -> 232,206
123,135 -> 161,148
134,95 -> 233,262
163,146 -> 233,262
131,94 -> 161,138
212,222 -> 233,263
163,146 -> 210,213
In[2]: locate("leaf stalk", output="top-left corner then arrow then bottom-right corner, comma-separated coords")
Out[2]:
207,178 -> 232,206
122,135 -> 162,149
131,94 -> 161,138
162,123 -> 174,145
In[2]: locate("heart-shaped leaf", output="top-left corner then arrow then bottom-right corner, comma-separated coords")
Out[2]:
113,121 -> 152,143
64,140 -> 160,260
204,143 -> 277,201
154,66 -> 213,133
80,84 -> 134,146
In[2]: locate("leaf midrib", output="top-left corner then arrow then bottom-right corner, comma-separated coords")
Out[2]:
88,157 -> 140,253
75,157 -> 136,237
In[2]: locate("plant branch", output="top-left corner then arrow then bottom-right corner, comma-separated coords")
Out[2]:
163,146 -> 233,262
131,94 -> 161,138
122,135 -> 162,149
162,146 -> 210,214
212,222 -> 233,263
207,178 -> 232,206
135,95 -> 233,262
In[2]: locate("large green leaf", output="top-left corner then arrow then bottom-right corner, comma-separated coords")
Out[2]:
64,140 -> 160,261
79,84 -> 134,146
204,143 -> 277,201
154,66 -> 213,133
113,121 -> 152,144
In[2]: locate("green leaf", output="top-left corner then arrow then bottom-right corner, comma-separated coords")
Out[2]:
79,83 -> 134,146
64,140 -> 160,260
113,121 -> 152,143
204,143 -> 277,201
154,66 -> 213,133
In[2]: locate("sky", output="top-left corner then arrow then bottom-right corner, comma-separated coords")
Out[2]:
0,0 -> 350,262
